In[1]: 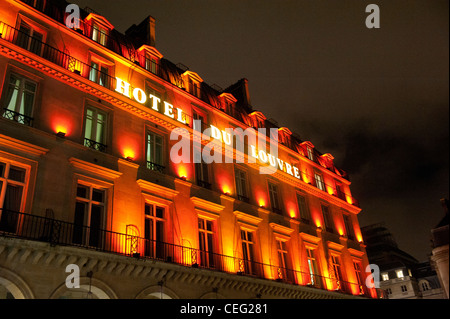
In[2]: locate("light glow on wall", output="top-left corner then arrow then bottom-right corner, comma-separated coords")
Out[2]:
177,163 -> 188,179
51,116 -> 73,136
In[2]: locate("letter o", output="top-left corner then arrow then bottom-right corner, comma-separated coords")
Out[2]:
132,87 -> 147,104
258,150 -> 268,163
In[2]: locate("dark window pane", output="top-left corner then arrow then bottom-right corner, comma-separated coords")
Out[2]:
8,166 -> 26,182
156,207 -> 164,219
92,189 -> 104,203
72,201 -> 86,245
76,185 -> 88,198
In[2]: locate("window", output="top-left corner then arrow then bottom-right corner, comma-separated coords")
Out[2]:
235,169 -> 249,202
145,54 -> 159,75
89,61 -> 110,88
15,20 -> 44,56
306,248 -> 321,287
72,184 -> 105,248
0,161 -> 27,233
331,255 -> 344,290
314,172 -> 325,191
198,218 -> 215,268
84,106 -> 107,152
192,110 -> 206,131
401,285 -> 408,292
307,146 -> 315,162
335,182 -> 345,200
92,24 -> 108,46
276,239 -> 292,281
396,269 -> 404,278
195,162 -> 210,189
343,213 -> 355,239
188,78 -> 201,98
144,203 -> 165,259
2,73 -> 37,126
353,261 -> 365,294
268,182 -> 281,213
146,131 -> 164,172
382,273 -> 389,281
296,193 -> 310,223
240,229 -> 257,275
421,281 -> 431,291
386,288 -> 392,295
321,204 -> 334,233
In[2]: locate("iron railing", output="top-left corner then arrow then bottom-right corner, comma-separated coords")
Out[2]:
84,138 -> 107,153
0,20 -> 360,208
2,108 -> 34,127
0,209 -> 371,297
146,161 -> 165,173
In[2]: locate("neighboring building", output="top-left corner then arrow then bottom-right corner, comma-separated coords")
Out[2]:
361,223 -> 445,299
0,0 -> 375,299
430,198 -> 449,299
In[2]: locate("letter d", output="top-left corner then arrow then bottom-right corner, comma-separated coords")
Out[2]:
65,264 -> 80,288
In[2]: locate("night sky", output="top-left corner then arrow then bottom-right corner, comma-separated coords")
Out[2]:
74,0 -> 449,261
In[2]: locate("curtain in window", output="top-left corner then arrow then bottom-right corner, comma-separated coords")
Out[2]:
4,76 -> 19,112
21,82 -> 36,117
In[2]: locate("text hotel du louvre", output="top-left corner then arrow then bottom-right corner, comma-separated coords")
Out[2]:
0,0 -> 383,301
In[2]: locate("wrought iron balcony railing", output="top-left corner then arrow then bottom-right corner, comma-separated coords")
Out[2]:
146,161 -> 165,173
0,209 -> 371,297
2,108 -> 34,127
84,138 -> 107,153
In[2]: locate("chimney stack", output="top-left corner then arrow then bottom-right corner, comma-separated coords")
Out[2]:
125,15 -> 156,48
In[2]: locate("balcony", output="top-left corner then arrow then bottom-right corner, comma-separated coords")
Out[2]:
146,161 -> 165,173
2,108 -> 33,127
0,209 -> 371,297
84,138 -> 107,153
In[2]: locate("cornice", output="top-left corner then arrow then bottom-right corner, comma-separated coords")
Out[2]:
0,133 -> 49,156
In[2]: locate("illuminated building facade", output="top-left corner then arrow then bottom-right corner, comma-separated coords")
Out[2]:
0,0 -> 376,299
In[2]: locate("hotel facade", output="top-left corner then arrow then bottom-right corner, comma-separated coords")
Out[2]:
0,0 -> 377,299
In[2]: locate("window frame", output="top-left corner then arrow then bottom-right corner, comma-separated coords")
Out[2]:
320,203 -> 334,233
146,129 -> 165,172
15,16 -> 47,57
296,192 -> 310,223
2,72 -> 38,125
197,217 -> 216,268
83,104 -> 109,152
72,182 -> 107,248
267,180 -> 281,213
0,160 -> 30,233
143,202 -> 166,259
234,168 -> 249,202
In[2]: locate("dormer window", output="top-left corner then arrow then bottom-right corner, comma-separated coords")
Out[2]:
182,71 -> 203,99
248,111 -> 266,129
300,141 -> 315,161
188,78 -> 200,97
92,24 -> 108,46
278,127 -> 292,147
137,45 -> 163,76
85,13 -> 114,47
219,93 -> 237,116
145,54 -> 158,74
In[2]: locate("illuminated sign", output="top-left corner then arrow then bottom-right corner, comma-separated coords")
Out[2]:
115,77 -> 302,180
115,77 -> 187,124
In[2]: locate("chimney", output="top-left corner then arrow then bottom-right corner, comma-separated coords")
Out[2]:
148,16 -> 156,47
125,15 -> 156,48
